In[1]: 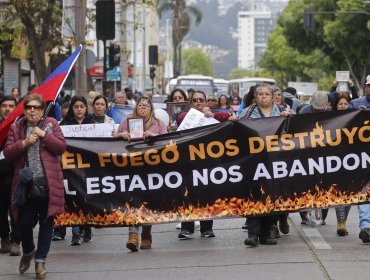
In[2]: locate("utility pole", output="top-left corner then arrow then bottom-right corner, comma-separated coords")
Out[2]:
142,2 -> 146,94
120,1 -> 128,89
75,0 -> 87,96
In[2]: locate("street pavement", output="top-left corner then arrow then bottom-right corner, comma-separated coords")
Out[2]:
0,207 -> 369,280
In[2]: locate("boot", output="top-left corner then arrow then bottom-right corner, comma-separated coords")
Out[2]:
19,249 -> 35,273
269,224 -> 280,239
35,262 -> 46,279
140,233 -> 152,249
337,220 -> 348,236
259,237 -> 277,245
279,214 -> 290,234
9,242 -> 21,256
126,232 -> 139,252
0,238 -> 11,253
244,234 -> 258,247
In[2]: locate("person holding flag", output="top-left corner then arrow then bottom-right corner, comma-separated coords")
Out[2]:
4,94 -> 66,279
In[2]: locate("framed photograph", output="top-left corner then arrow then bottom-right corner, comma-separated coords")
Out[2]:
127,117 -> 144,140
166,101 -> 189,129
336,71 -> 349,82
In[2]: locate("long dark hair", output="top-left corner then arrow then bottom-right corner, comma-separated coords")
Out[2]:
218,94 -> 230,109
93,95 -> 108,108
169,88 -> 187,102
64,95 -> 88,121
243,86 -> 256,109
333,92 -> 350,111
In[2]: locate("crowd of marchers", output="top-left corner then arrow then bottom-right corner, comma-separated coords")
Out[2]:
0,76 -> 369,279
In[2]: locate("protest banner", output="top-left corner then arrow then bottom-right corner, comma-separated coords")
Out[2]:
55,110 -> 370,227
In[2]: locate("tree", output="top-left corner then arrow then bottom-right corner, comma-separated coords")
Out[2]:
3,0 -> 63,84
158,0 -> 202,77
182,48 -> 213,76
272,0 -> 370,92
227,68 -> 250,80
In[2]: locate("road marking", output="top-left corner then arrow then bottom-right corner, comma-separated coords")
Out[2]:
302,228 -> 331,250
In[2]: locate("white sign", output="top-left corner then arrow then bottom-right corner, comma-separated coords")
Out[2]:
177,108 -> 219,131
336,71 -> 350,82
61,123 -> 115,137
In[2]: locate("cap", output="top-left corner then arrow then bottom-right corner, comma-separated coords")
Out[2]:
311,91 -> 328,110
366,75 -> 370,85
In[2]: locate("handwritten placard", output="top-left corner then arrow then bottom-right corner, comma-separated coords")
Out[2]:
177,108 -> 219,131
61,123 -> 115,137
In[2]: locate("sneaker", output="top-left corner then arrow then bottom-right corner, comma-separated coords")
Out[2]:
242,222 -> 248,231
359,228 -> 370,243
337,220 -> 348,236
70,234 -> 81,246
201,230 -> 215,238
178,230 -> 194,240
9,243 -> 21,256
83,228 -> 92,242
52,230 -> 65,241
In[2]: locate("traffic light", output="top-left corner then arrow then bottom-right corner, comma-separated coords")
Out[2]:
108,44 -> 120,69
304,8 -> 315,30
150,66 -> 156,80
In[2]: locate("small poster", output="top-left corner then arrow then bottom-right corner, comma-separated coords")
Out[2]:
336,71 -> 349,82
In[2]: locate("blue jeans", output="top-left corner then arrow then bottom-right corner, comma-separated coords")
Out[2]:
19,199 -> 53,261
335,206 -> 351,222
359,203 -> 370,230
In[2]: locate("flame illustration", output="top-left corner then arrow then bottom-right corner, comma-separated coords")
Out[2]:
54,185 -> 370,226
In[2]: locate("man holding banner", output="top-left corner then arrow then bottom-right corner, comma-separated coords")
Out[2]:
351,76 -> 370,243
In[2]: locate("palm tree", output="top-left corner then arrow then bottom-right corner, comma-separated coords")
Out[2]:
158,0 -> 202,77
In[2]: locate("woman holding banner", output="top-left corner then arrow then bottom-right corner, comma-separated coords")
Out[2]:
230,84 -> 291,247
177,90 -> 230,240
4,94 -> 66,279
333,93 -> 351,236
55,95 -> 96,245
116,96 -> 168,252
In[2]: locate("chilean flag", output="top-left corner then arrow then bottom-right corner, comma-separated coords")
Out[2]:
0,45 -> 82,144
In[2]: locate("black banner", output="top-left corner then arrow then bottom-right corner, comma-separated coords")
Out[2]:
55,110 -> 370,226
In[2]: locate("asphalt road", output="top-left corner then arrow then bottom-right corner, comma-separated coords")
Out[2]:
0,207 -> 369,280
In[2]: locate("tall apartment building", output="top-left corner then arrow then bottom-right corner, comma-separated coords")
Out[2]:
237,3 -> 275,70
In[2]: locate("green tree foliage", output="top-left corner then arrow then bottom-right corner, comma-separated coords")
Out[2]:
3,0 -> 63,84
158,0 -> 202,77
227,68 -> 250,80
260,0 -> 370,92
182,48 -> 213,76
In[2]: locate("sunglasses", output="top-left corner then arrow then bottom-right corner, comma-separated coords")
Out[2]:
192,98 -> 205,103
207,99 -> 217,102
25,105 -> 42,110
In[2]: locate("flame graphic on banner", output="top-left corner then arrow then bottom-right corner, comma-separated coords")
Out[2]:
54,185 -> 370,226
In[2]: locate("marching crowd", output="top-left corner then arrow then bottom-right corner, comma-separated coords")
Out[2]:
0,76 -> 369,279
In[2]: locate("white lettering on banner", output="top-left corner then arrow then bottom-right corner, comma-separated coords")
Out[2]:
192,165 -> 243,186
61,123 -> 115,137
177,108 -> 219,131
253,152 -> 370,180
63,179 -> 76,195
